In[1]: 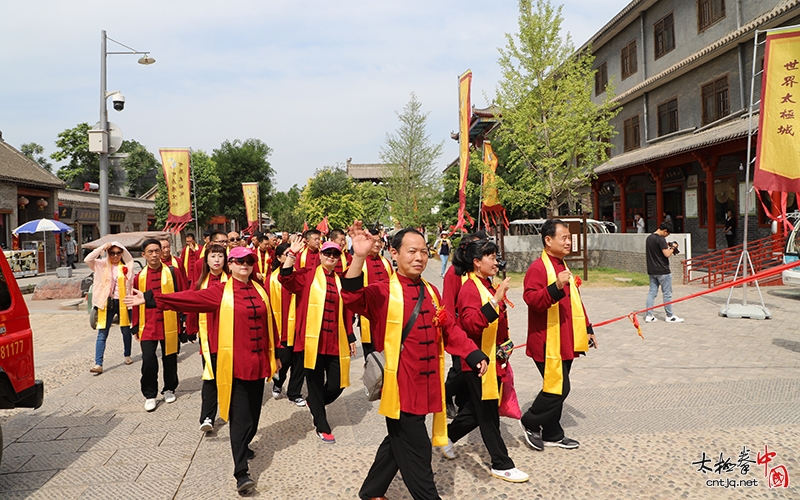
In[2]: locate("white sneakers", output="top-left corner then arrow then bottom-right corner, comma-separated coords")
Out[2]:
666,315 -> 684,323
441,439 -> 456,460
645,315 -> 657,323
144,398 -> 156,412
164,390 -> 176,403
145,391 -> 175,412
491,467 -> 529,483
199,418 -> 213,433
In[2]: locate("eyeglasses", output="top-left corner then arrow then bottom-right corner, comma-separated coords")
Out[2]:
229,257 -> 256,266
321,251 -> 341,259
229,237 -> 241,242
108,251 -> 123,256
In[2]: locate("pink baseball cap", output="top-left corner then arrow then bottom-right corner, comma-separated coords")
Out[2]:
320,241 -> 342,254
227,246 -> 255,260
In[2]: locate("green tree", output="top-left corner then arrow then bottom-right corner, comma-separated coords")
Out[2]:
154,166 -> 169,229
495,0 -> 618,216
20,142 -> 53,172
265,185 -> 304,232
298,166 -> 363,230
212,139 -> 275,228
51,123 -> 109,190
380,93 -> 443,227
356,182 -> 391,229
118,140 -> 159,197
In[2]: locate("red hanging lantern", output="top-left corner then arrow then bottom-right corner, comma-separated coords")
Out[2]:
36,198 -> 48,211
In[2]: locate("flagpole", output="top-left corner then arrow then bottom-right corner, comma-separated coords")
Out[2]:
190,148 -> 199,237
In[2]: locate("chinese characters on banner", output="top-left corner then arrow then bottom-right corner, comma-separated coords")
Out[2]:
691,444 -> 789,489
242,182 -> 260,233
158,148 -> 192,232
755,28 -> 800,195
453,69 -> 475,233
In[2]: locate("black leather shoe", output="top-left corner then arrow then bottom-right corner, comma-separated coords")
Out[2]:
236,474 -> 255,492
247,447 -> 255,460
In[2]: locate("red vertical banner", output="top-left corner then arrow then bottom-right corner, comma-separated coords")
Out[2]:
159,148 -> 192,232
242,182 -> 260,233
453,69 -> 474,233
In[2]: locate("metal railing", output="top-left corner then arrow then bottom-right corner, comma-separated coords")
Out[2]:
683,233 -> 784,287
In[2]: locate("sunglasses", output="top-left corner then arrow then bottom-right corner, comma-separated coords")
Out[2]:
229,257 -> 256,266
108,251 -> 123,256
321,251 -> 341,258
229,237 -> 241,242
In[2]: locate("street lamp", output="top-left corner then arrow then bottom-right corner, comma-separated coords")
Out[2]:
96,30 -> 154,236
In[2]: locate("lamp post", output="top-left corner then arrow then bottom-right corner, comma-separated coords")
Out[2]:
98,30 -> 154,236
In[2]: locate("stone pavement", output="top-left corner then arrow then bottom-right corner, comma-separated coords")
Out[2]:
1,264 -> 799,499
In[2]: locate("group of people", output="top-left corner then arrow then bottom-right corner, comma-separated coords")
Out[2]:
85,219 -> 599,499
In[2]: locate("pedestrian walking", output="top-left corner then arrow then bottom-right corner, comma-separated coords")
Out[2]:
84,241 -> 135,374
64,233 -> 77,269
520,219 -> 598,452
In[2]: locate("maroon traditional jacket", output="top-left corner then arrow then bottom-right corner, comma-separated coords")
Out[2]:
523,253 -> 592,363
185,272 -> 226,336
149,278 -> 279,380
132,265 -> 186,341
441,264 -> 463,315
342,272 -> 486,416
180,245 -> 201,283
456,275 -> 510,374
279,265 -> 355,355
294,248 -> 320,271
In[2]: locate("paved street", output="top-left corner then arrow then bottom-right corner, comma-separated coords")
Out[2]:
1,265 -> 799,499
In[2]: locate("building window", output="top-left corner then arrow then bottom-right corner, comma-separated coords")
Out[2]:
595,61 -> 608,96
624,115 -> 641,152
698,0 -> 725,32
621,40 -> 638,79
701,76 -> 730,125
657,98 -> 679,136
654,13 -> 675,59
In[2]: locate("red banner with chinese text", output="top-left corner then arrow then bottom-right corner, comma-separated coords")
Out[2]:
242,182 -> 259,233
453,70 -> 474,234
755,28 -> 800,193
159,148 -> 192,232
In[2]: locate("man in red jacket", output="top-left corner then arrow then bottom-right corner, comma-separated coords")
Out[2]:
520,219 -> 597,452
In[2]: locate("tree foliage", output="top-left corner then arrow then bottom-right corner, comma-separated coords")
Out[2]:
212,139 -> 275,229
298,166 -> 363,230
20,142 -> 53,172
51,123 -> 107,190
265,185 -> 304,232
495,0 -> 618,216
118,140 -> 159,197
356,182 -> 391,229
380,93 -> 443,228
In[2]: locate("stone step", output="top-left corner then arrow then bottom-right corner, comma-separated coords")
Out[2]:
59,298 -> 84,310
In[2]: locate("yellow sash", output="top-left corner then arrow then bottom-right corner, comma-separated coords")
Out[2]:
269,268 -> 297,346
380,275 -> 447,446
138,266 -> 179,355
199,245 -> 206,260
97,262 -> 131,330
360,256 -> 392,343
257,248 -> 267,275
183,244 -> 197,275
302,266 -> 350,387
339,253 -> 348,272
217,279 -> 277,421
299,248 -> 308,268
541,250 -> 588,395
199,272 -> 228,380
467,273 -> 499,400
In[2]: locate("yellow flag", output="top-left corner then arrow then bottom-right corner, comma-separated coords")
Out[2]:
159,148 -> 192,227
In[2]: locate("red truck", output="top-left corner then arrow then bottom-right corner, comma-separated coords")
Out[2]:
0,250 -> 44,463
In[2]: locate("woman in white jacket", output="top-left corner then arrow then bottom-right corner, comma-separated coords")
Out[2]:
85,241 -> 135,374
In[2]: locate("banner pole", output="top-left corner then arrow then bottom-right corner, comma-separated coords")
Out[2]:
190,148 -> 199,237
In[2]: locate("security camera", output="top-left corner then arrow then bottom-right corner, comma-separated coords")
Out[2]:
112,93 -> 125,111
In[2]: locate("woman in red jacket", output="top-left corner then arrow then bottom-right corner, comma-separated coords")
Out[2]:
126,246 -> 279,494
445,239 -> 529,483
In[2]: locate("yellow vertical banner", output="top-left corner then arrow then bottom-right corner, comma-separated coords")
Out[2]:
242,182 -> 260,232
755,27 -> 800,193
159,148 -> 192,230
454,69 -> 474,232
482,142 -> 499,207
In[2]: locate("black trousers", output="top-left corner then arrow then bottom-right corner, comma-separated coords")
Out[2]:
140,339 -> 178,399
200,353 -> 217,424
304,353 -> 343,434
272,347 -> 305,400
448,371 -> 514,470
229,378 -> 265,479
445,355 -> 468,410
362,342 -> 375,358
521,359 -> 572,442
359,412 -> 440,500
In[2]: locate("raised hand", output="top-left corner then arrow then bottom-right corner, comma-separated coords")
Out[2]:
124,288 -> 145,307
288,234 -> 305,255
493,277 -> 512,304
351,229 -> 374,258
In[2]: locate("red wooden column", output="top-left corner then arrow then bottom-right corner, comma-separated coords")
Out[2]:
647,165 -> 665,227
613,174 -> 627,232
592,181 -> 601,219
700,156 -> 719,251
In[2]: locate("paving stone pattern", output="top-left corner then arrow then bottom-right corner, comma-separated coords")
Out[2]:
1,266 -> 799,499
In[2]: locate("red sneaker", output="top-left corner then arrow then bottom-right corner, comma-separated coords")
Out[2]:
316,431 -> 335,444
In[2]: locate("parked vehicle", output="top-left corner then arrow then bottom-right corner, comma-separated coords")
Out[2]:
782,215 -> 800,286
0,249 -> 44,464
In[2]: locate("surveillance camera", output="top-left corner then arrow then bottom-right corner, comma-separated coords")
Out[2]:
112,93 -> 125,111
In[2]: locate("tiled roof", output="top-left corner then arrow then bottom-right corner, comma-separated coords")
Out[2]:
346,162 -> 391,180
0,139 -> 66,189
59,189 -> 155,210
595,114 -> 755,175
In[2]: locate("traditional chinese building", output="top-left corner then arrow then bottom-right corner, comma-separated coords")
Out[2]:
587,0 -> 800,255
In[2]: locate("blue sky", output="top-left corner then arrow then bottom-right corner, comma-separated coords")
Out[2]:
0,0 -> 627,192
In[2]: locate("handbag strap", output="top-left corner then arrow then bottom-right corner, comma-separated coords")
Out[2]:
400,281 -> 425,346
